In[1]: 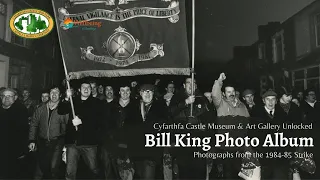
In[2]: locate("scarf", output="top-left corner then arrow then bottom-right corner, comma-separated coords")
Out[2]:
140,101 -> 152,122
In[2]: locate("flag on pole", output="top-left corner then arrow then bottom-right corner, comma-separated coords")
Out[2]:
52,0 -> 190,79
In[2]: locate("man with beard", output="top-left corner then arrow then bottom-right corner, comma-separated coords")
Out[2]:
0,88 -> 29,179
169,77 -> 208,179
58,79 -> 103,180
101,83 -> 135,180
211,73 -> 250,179
29,85 -> 68,179
125,84 -> 168,180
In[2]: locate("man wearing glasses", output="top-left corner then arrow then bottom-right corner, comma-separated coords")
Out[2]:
0,88 -> 29,179
125,84 -> 168,180
301,88 -> 319,123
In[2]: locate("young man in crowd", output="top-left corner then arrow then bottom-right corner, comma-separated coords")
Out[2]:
58,79 -> 104,180
29,85 -> 68,179
101,82 -> 136,180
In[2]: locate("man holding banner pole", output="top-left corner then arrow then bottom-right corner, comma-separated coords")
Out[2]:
58,79 -> 104,180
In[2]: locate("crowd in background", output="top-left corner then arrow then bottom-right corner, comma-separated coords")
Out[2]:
0,72 -> 319,180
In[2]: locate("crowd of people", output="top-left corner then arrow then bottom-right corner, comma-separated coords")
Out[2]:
0,72 -> 319,180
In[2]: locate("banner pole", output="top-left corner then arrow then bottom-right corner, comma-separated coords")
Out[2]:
190,0 -> 195,117
52,0 -> 77,130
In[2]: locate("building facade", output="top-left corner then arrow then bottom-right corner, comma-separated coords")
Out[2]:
248,1 -> 320,95
0,0 -> 62,98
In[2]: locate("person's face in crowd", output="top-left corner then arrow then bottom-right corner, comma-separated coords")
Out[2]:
50,88 -> 60,103
223,86 -> 235,102
166,83 -> 175,94
204,92 -> 212,103
120,87 -> 131,101
1,91 -> 16,109
105,86 -> 114,99
263,96 -> 277,110
22,90 -> 30,100
184,78 -> 197,96
98,85 -> 104,94
90,83 -> 97,95
297,92 -> 303,100
41,93 -> 50,103
235,91 -> 240,99
281,94 -> 292,104
140,90 -> 154,104
243,94 -> 254,105
306,91 -> 316,103
80,83 -> 91,98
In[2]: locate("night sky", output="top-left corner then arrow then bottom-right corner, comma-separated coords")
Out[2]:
191,0 -> 315,63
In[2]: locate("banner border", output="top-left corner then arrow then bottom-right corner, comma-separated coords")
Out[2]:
68,68 -> 190,79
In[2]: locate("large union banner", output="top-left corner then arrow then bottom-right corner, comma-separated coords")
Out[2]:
52,0 -> 190,79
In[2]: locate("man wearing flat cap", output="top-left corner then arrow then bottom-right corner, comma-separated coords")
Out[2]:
124,83 -> 168,180
250,89 -> 295,179
242,89 -> 259,116
0,88 -> 29,179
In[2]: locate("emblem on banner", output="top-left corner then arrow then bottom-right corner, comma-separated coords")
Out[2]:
80,26 -> 164,67
104,26 -> 141,60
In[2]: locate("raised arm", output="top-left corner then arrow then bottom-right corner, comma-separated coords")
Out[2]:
211,73 -> 226,107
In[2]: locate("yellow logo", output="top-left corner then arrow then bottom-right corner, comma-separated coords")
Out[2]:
9,9 -> 54,39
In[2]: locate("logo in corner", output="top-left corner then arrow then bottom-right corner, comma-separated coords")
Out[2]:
9,9 -> 54,39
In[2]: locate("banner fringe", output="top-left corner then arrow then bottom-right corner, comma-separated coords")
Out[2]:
68,68 -> 190,79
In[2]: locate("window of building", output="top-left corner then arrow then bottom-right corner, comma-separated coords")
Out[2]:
294,80 -> 304,90
307,66 -> 319,78
10,2 -> 31,47
10,75 -> 19,88
307,78 -> 319,91
272,31 -> 285,63
258,43 -> 266,60
292,66 -> 320,90
315,13 -> 320,47
0,0 -> 7,40
294,70 -> 305,79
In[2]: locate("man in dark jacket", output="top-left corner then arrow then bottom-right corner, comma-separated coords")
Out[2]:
101,83 -> 136,180
250,89 -> 299,180
169,77 -> 208,180
58,79 -> 103,180
125,84 -> 168,180
0,88 -> 29,179
29,85 -> 68,179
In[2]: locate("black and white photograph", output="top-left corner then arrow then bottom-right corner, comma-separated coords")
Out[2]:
0,0 -> 319,179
